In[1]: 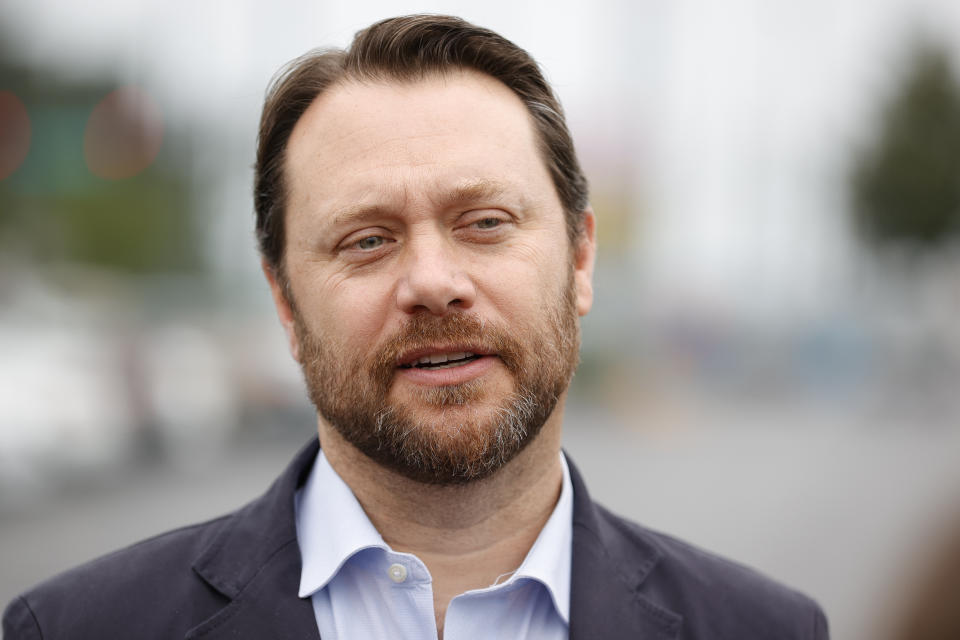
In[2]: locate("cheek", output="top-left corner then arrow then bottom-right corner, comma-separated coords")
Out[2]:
293,270 -> 394,350
476,253 -> 560,319
331,281 -> 397,348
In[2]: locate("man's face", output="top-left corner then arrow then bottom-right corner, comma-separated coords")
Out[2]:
270,71 -> 595,484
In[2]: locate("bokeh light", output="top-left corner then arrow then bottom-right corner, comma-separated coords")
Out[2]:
0,91 -> 31,180
83,86 -> 163,180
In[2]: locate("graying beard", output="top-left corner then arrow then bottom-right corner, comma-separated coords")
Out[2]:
416,379 -> 483,406
372,388 -> 545,481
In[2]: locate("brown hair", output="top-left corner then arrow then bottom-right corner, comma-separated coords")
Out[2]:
254,14 -> 589,275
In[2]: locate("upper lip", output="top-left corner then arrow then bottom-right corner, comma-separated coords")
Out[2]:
396,345 -> 493,367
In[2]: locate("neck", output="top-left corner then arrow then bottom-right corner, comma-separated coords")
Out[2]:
318,406 -> 565,636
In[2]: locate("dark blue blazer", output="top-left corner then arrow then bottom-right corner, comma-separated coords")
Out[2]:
3,439 -> 828,639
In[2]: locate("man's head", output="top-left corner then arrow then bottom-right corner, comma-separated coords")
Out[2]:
256,15 -> 595,485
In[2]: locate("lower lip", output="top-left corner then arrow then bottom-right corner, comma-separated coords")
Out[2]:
395,355 -> 498,386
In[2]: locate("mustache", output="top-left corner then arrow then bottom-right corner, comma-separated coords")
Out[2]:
368,313 -> 522,385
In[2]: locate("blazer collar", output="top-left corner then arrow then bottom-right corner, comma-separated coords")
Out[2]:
567,456 -> 682,640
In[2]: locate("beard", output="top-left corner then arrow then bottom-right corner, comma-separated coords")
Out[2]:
292,270 -> 581,486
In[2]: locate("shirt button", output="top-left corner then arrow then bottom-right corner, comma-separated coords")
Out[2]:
388,563 -> 407,583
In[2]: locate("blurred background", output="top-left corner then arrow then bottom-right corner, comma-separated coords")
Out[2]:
2,1 -> 959,638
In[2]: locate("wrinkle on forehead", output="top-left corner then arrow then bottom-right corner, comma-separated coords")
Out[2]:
321,177 -> 531,230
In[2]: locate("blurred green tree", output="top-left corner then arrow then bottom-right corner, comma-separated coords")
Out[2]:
1,48 -> 201,274
852,40 -> 960,248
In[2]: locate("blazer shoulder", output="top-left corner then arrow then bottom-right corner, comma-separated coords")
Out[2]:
3,515 -> 233,640
3,438 -> 318,640
596,505 -> 829,639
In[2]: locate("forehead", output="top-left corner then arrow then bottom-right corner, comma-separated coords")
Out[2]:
283,70 -> 556,215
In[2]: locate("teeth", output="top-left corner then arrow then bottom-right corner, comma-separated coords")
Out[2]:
414,351 -> 474,366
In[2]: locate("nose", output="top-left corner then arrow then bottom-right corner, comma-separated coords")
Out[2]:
395,236 -> 476,315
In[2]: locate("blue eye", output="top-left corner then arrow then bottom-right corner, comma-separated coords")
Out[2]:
474,217 -> 502,229
356,236 -> 385,250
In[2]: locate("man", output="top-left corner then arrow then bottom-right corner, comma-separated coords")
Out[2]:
3,15 -> 828,640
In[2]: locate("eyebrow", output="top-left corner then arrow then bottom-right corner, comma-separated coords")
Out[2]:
327,202 -> 393,231
325,178 -> 520,230
442,178 -> 510,207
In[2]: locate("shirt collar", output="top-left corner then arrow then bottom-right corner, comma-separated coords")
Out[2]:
507,452 -> 573,623
295,449 -> 387,598
295,449 -> 573,622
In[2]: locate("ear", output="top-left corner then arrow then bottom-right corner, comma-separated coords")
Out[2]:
262,258 -> 302,363
573,208 -> 597,317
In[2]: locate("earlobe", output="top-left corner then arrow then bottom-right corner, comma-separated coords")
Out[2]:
573,209 -> 597,317
261,258 -> 302,362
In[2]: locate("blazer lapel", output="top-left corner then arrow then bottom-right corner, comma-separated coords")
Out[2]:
186,539 -> 318,640
186,439 -> 322,640
567,457 -> 681,640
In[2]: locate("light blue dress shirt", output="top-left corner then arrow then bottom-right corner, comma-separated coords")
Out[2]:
294,450 -> 572,640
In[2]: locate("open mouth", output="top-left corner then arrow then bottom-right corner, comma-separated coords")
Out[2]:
398,352 -> 484,370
